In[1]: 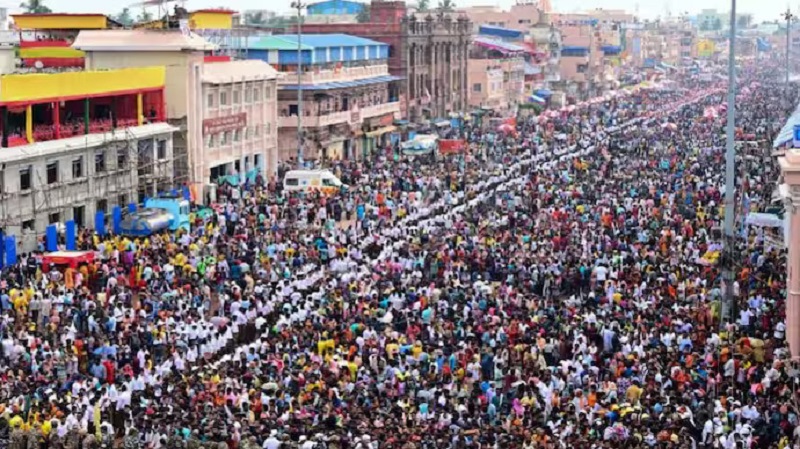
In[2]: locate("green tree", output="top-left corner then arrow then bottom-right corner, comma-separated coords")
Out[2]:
356,5 -> 371,23
438,0 -> 454,12
417,0 -> 430,12
115,8 -> 134,26
245,11 -> 267,26
137,9 -> 153,23
20,0 -> 51,14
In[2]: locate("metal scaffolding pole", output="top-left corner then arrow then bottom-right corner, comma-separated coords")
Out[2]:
721,0 -> 737,330
292,1 -> 306,168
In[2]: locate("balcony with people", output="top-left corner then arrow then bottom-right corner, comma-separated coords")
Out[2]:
0,67 -> 166,148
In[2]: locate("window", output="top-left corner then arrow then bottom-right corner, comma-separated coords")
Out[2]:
46,161 -> 59,184
577,64 -> 588,73
322,178 -> 337,187
19,166 -> 31,191
473,83 -> 482,92
48,212 -> 60,224
253,88 -> 261,102
285,177 -> 299,186
117,149 -> 127,169
255,125 -> 261,137
254,154 -> 262,169
157,140 -> 167,160
221,132 -> 229,145
245,127 -> 252,140
265,86 -> 272,100
220,91 -> 228,106
117,194 -> 127,207
72,156 -> 83,179
233,129 -> 241,142
245,87 -> 252,103
233,90 -> 240,104
207,93 -> 215,108
95,151 -> 106,173
207,134 -> 216,148
96,199 -> 108,214
22,219 -> 34,232
73,205 -> 85,228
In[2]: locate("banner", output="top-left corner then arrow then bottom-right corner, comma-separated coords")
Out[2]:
438,139 -> 466,155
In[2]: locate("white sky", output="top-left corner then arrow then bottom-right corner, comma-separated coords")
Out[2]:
4,0 -> 788,23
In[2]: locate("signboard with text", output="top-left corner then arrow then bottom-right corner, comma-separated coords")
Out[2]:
438,139 -> 466,155
203,113 -> 247,135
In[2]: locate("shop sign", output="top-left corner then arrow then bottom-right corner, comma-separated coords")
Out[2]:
203,113 -> 247,135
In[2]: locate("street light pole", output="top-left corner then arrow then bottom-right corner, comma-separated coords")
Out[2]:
292,1 -> 306,167
721,0 -> 737,330
784,8 -> 795,85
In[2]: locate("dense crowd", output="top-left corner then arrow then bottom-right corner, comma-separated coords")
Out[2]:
0,61 -> 796,449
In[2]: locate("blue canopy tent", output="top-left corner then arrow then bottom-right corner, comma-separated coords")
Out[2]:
535,89 -> 552,98
773,102 -> 800,148
529,95 -> 546,104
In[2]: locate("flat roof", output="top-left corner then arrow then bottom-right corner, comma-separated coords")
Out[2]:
73,30 -> 218,52
250,33 -> 389,50
202,60 -> 280,84
0,123 -> 178,165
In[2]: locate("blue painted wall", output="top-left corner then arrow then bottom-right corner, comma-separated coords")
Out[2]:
307,0 -> 365,15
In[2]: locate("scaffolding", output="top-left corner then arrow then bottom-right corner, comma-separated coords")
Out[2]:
0,126 -> 187,251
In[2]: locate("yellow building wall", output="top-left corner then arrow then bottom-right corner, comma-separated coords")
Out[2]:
12,14 -> 108,30
189,11 -> 233,30
0,66 -> 165,104
84,51 -> 198,119
19,47 -> 85,59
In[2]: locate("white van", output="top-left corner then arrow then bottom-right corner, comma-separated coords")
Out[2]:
283,169 -> 345,194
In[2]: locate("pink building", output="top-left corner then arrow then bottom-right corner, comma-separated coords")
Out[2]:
468,37 -> 526,111
458,4 -> 542,33
201,60 -> 280,184
778,151 -> 800,358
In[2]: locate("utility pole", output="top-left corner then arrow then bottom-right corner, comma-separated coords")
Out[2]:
291,1 -> 306,168
784,8 -> 795,85
721,0 -> 737,330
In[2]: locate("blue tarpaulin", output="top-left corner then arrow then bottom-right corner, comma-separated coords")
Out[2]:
65,220 -> 76,251
478,25 -> 524,40
530,95 -> 546,104
46,225 -> 57,252
774,102 -> 800,148
535,89 -> 552,98
4,236 -> 16,266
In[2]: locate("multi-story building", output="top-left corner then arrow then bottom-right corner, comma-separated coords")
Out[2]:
0,66 -> 177,249
247,33 -> 401,162
201,59 -> 280,185
11,13 -> 121,68
458,3 -> 542,33
74,27 -> 282,201
468,37 -> 526,111
530,11 -> 564,101
278,0 -> 471,122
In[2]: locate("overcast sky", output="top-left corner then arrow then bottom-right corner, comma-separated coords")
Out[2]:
9,0 -> 789,23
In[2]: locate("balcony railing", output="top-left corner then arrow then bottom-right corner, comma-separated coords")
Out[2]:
278,101 -> 400,129
278,64 -> 390,86
6,118 -> 145,147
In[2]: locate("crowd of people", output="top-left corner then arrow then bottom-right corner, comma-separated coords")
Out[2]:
0,60 -> 795,449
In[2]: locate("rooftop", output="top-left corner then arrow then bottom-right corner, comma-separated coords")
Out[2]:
72,29 -> 218,52
472,36 -> 528,54
202,60 -> 280,84
0,123 -> 177,165
249,33 -> 389,50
